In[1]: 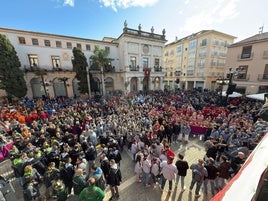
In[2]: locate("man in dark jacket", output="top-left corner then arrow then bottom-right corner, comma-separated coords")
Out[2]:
73,168 -> 88,196
203,158 -> 218,195
106,159 -> 122,201
175,154 -> 189,192
100,153 -> 110,181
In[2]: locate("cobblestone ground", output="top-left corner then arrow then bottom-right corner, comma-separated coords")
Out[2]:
4,136 -> 211,201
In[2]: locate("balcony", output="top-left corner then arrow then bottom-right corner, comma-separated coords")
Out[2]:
233,74 -> 250,81
23,65 -> 73,73
154,66 -> 163,72
129,66 -> 139,71
258,74 -> 268,81
237,52 -> 254,61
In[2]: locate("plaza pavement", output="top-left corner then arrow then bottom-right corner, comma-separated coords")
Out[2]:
4,136 -> 210,201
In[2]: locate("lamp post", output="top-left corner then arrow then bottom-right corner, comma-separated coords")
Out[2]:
216,76 -> 229,106
225,67 -> 245,104
86,66 -> 91,98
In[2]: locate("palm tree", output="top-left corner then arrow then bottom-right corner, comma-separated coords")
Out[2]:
35,68 -> 48,97
90,46 -> 110,96
58,77 -> 69,97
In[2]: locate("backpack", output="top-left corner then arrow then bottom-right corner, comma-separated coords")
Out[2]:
193,169 -> 203,182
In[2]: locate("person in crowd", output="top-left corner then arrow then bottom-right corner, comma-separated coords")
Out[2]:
203,157 -> 218,196
134,154 -> 143,183
189,159 -> 208,198
216,155 -> 231,190
142,153 -> 151,187
150,157 -> 160,186
230,152 -> 245,176
160,156 -> 178,192
175,153 -> 189,192
106,159 -> 122,201
59,156 -> 74,195
52,174 -> 68,201
78,177 -> 105,201
43,162 -> 60,199
72,168 -> 88,196
100,153 -> 110,181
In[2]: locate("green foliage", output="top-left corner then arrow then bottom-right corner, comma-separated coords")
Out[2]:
0,34 -> 27,98
72,47 -> 89,94
90,46 -> 110,70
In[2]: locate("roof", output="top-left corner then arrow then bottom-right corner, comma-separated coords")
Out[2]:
230,32 -> 268,47
165,30 -> 236,47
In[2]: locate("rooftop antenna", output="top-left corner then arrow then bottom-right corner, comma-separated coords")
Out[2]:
259,26 -> 264,34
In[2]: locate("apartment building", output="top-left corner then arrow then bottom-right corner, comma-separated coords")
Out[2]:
0,22 -> 166,98
164,30 -> 235,91
225,32 -> 268,94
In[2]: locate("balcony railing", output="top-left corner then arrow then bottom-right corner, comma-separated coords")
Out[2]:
258,74 -> 268,81
129,66 -> 139,71
233,74 -> 250,81
154,66 -> 163,72
23,65 -> 73,73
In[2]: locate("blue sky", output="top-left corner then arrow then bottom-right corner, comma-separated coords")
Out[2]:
1,0 -> 267,44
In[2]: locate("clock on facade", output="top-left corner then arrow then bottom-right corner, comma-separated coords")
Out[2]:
143,45 -> 149,54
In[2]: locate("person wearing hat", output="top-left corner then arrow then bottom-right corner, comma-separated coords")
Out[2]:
160,156 -> 178,192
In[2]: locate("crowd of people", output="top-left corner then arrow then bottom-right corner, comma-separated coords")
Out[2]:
0,89 -> 267,200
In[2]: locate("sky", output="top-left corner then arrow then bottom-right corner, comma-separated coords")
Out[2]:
0,0 -> 267,44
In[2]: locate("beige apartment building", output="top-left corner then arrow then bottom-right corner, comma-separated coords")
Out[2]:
225,32 -> 268,94
164,30 -> 235,91
0,22 -> 166,98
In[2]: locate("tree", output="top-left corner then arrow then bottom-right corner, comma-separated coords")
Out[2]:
90,46 -> 110,96
0,34 -> 27,98
72,47 -> 89,94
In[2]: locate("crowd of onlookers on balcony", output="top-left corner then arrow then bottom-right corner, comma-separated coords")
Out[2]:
0,89 -> 267,200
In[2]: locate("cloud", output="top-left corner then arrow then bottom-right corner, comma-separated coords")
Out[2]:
179,0 -> 240,34
98,0 -> 159,12
63,0 -> 75,7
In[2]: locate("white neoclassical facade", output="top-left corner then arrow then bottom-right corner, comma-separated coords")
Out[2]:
0,22 -> 166,98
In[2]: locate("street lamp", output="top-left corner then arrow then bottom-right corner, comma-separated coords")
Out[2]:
86,66 -> 91,98
216,76 -> 229,106
225,67 -> 245,104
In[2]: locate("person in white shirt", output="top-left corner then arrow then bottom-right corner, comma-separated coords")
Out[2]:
150,157 -> 160,185
134,155 -> 143,183
142,154 -> 151,187
160,156 -> 178,192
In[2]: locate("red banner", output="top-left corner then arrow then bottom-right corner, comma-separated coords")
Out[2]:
144,68 -> 151,77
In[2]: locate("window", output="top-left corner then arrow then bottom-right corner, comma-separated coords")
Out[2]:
130,56 -> 136,68
170,50 -> 174,56
86,44 -> 91,51
18,37 -> 26,44
56,41 -> 62,48
66,42 -> 72,49
105,46 -> 110,53
189,40 -> 197,50
241,46 -> 252,59
176,45 -> 183,53
143,57 -> 149,68
28,54 -> 39,67
44,40 -> 51,47
154,58 -> 160,67
201,39 -> 207,46
51,56 -> 61,69
236,65 -> 248,79
77,43 -> 82,49
32,38 -> 39,46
